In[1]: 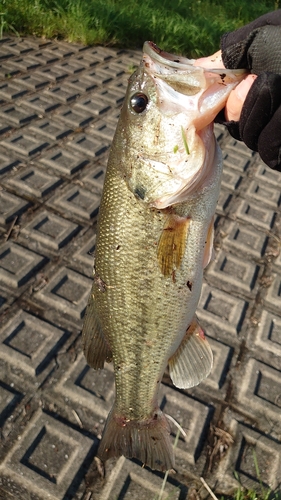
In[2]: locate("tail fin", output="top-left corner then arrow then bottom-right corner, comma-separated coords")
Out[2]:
98,407 -> 175,471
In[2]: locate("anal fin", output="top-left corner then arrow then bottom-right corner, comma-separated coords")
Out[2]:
82,289 -> 112,369
157,215 -> 190,276
168,317 -> 213,389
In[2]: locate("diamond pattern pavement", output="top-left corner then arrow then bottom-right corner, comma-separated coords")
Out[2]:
0,36 -> 281,500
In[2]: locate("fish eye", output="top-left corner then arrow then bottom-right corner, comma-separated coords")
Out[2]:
130,92 -> 148,113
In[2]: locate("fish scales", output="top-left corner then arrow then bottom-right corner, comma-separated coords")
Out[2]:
82,42 -> 246,471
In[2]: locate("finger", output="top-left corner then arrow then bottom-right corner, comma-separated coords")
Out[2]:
225,74 -> 257,121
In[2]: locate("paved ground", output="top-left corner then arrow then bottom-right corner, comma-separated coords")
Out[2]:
0,35 -> 281,500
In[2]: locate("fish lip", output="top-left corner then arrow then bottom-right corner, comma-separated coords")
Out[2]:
143,41 -> 246,76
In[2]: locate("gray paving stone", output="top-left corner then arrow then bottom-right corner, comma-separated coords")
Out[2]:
4,56 -> 42,72
43,84 -> 80,104
0,381 -> 23,427
245,179 -> 281,209
235,198 -> 276,230
0,104 -> 38,125
4,166 -> 62,198
217,419 -> 281,490
62,76 -> 97,93
21,210 -> 80,249
264,273 -> 281,313
14,73 -> 50,90
52,60 -> 86,75
95,87 -> 125,106
0,154 -> 20,176
35,66 -> 69,82
53,106 -> 95,128
19,94 -> 61,113
72,233 -> 96,271
0,81 -> 29,100
47,185 -> 100,220
237,358 -> 281,421
0,409 -> 96,500
221,220 -> 268,259
0,190 -> 30,224
254,162 -> 281,186
0,309 -> 69,376
34,266 -> 91,319
216,188 -> 233,215
73,96 -> 111,116
28,119 -> 73,141
88,119 -> 117,142
0,241 -> 46,288
4,39 -> 38,55
40,148 -> 89,176
206,249 -> 260,296
67,133 -> 108,157
222,150 -> 250,172
198,283 -> 248,337
100,456 -> 181,500
54,353 -> 114,420
1,133 -> 49,157
80,164 -> 106,193
254,310 -> 281,357
221,166 -> 243,191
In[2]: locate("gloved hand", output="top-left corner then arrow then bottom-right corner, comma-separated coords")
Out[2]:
220,10 -> 281,170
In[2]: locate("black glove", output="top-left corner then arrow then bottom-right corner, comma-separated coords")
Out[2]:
219,10 -> 281,170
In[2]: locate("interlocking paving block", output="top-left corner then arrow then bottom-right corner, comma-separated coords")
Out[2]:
40,148 -> 89,176
0,190 -> 30,224
19,94 -> 61,114
100,456 -> 181,500
1,133 -> 49,157
3,56 -> 41,72
55,353 -> 114,420
84,67 -> 113,85
0,310 -> 69,376
35,66 -> 69,82
0,409 -> 96,500
217,419 -> 281,490
199,337 -> 233,392
32,49 -> 60,65
264,273 -> 281,313
216,188 -> 232,215
95,87 -> 125,105
67,133 -> 108,157
0,81 -> 28,100
198,283 -> 248,337
74,96 -> 111,116
221,166 -> 243,191
21,210 -> 80,249
0,120 -> 12,135
47,185 -> 100,220
81,164 -> 106,193
245,180 -> 281,209
235,198 -> 276,230
160,385 -> 212,471
253,310 -> 281,357
222,150 -> 250,172
221,220 -> 268,259
0,381 -> 23,427
73,234 -> 96,271
43,84 -> 80,104
254,162 -> 281,186
4,166 -> 62,198
14,73 -> 50,90
206,250 -> 260,295
53,106 -> 95,128
80,46 -> 114,62
4,39 -> 37,56
28,118 -> 72,140
52,60 -> 86,75
0,154 -> 20,176
35,267 -> 91,319
0,104 -> 38,125
0,242 -> 46,287
88,119 -> 117,142
237,358 -> 281,421
62,75 -> 97,93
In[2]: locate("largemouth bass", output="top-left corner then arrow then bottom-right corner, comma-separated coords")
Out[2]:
82,42 -> 245,471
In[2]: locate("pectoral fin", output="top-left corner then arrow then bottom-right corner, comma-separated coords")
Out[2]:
157,215 -> 190,276
82,289 -> 112,369
203,217 -> 215,268
168,317 -> 213,389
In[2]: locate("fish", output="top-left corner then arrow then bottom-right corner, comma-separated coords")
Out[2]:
82,41 -> 246,471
